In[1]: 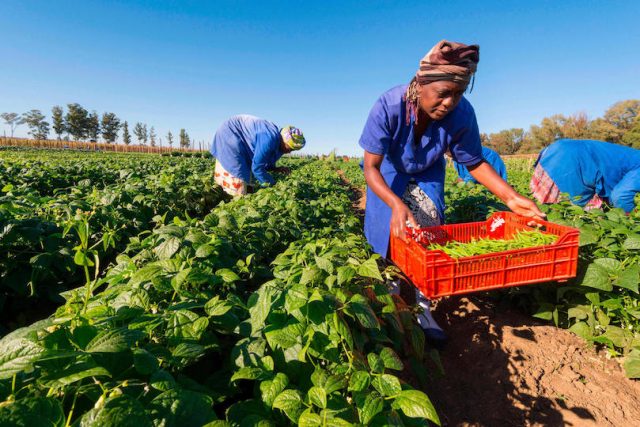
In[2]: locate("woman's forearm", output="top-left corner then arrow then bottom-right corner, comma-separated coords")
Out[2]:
364,163 -> 403,209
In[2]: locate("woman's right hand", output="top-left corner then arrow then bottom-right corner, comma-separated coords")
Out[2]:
391,202 -> 418,241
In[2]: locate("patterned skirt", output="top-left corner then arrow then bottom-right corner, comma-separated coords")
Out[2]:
214,160 -> 248,196
530,163 -> 603,210
401,181 -> 442,227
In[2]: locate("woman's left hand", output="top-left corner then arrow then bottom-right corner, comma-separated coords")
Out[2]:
506,194 -> 546,220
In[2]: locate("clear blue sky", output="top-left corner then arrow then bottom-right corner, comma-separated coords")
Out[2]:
1,0 -> 639,155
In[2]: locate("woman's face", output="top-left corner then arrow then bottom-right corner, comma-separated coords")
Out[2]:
418,80 -> 468,121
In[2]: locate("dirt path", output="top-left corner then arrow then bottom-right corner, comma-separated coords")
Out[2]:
425,296 -> 640,426
339,178 -> 640,425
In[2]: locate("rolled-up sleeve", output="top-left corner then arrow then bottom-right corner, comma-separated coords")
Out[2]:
359,96 -> 392,155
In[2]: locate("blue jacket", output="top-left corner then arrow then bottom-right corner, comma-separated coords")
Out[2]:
210,115 -> 283,185
359,85 -> 483,257
454,146 -> 507,183
536,139 -> 640,212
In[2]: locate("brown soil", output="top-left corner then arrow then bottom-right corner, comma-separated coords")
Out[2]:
336,169 -> 366,219
337,173 -> 640,425
425,296 -> 640,427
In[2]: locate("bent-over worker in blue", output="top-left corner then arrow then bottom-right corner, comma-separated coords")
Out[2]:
530,139 -> 640,213
454,146 -> 507,183
359,40 -> 544,346
210,115 -> 306,196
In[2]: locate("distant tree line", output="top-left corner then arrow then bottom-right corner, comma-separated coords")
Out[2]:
1,104 -> 193,148
482,99 -> 640,154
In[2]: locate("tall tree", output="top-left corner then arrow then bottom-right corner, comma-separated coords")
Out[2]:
166,131 -> 174,147
122,121 -> 131,145
65,103 -> 89,141
134,122 -> 148,145
149,126 -> 157,147
527,115 -> 565,151
22,110 -> 50,140
51,106 -> 65,140
622,116 -> 640,149
101,112 -> 121,143
87,111 -> 100,142
488,128 -> 527,155
604,100 -> 640,133
586,118 -> 622,143
179,129 -> 190,148
1,112 -> 24,137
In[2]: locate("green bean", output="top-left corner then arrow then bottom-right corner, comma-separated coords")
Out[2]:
425,230 -> 557,259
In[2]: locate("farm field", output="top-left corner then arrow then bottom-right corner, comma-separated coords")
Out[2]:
1,148 -> 640,425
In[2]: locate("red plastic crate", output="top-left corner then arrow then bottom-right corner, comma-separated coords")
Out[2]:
390,212 -> 580,299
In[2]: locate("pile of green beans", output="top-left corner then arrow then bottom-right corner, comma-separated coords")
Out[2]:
427,230 -> 557,258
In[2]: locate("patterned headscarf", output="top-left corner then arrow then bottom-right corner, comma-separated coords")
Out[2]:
280,126 -> 306,150
405,40 -> 480,124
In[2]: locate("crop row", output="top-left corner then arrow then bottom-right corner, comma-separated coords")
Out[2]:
0,161 -> 439,426
1,151 -> 227,333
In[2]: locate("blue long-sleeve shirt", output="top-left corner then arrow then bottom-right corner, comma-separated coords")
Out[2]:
454,146 -> 507,183
359,85 -> 483,257
209,115 -> 283,185
537,139 -> 640,213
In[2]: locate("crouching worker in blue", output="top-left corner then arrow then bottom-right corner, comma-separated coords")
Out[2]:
360,40 -> 544,346
454,146 -> 507,183
531,139 -> 640,213
210,115 -> 306,196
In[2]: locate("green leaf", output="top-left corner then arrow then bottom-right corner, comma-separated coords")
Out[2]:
615,266 -> 640,293
205,296 -> 234,317
80,394 -> 153,427
0,337 -> 45,379
150,389 -> 214,427
357,258 -> 383,282
308,386 -> 327,409
85,327 -> 144,353
579,226 -> 599,246
623,234 -> 640,250
216,268 -> 241,283
43,362 -> 110,387
0,397 -> 65,427
298,410 -> 323,427
133,348 -> 159,375
348,371 -> 371,392
285,283 -> 308,311
154,237 -> 181,260
273,389 -> 304,423
231,366 -> 268,382
624,350 -> 640,379
380,347 -> 404,371
324,375 -> 348,394
260,373 -> 289,408
250,286 -> 274,334
367,353 -> 385,374
301,266 -> 323,285
74,250 -> 94,267
580,263 -> 612,291
392,390 -> 440,424
533,303 -> 555,321
359,392 -> 384,425
372,374 -> 402,397
315,255 -> 335,274
195,244 -> 216,258
131,264 -> 164,285
349,294 -> 380,329
336,266 -> 356,286
568,321 -> 592,340
594,258 -> 622,273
